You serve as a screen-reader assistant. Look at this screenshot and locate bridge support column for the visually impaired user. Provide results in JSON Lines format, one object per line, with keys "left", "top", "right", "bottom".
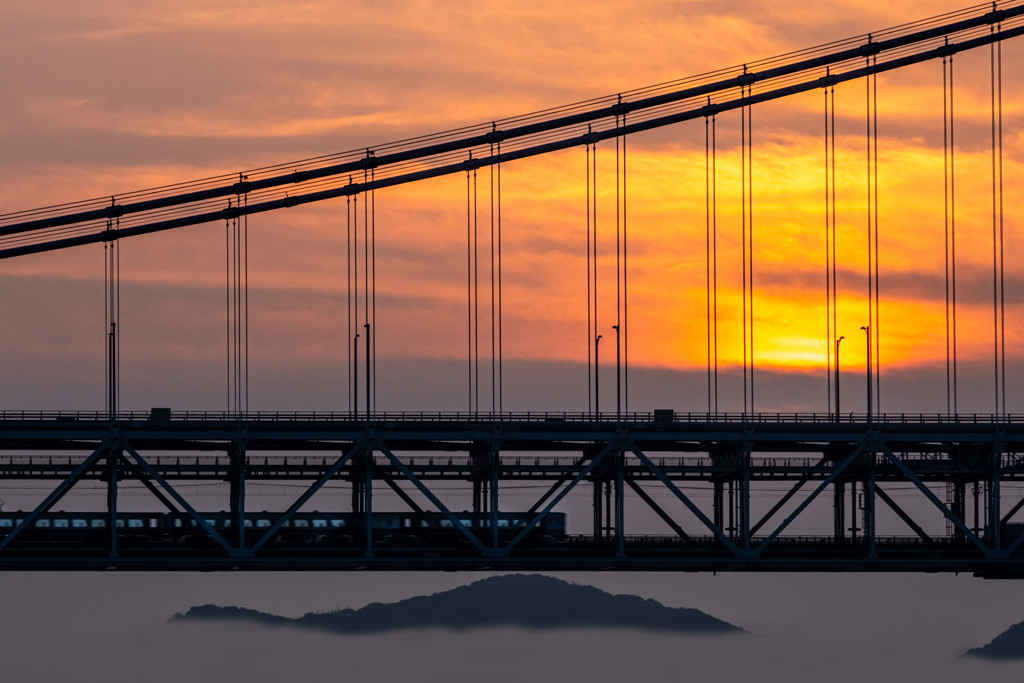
{"left": 866, "top": 452, "right": 876, "bottom": 558}
{"left": 615, "top": 450, "right": 625, "bottom": 558}
{"left": 834, "top": 481, "right": 845, "bottom": 544}
{"left": 740, "top": 454, "right": 750, "bottom": 550}
{"left": 107, "top": 446, "right": 119, "bottom": 558}
{"left": 991, "top": 449, "right": 1002, "bottom": 548}
{"left": 364, "top": 449, "right": 373, "bottom": 558}
{"left": 229, "top": 443, "right": 246, "bottom": 552}
{"left": 849, "top": 481, "right": 859, "bottom": 542}
{"left": 592, "top": 481, "right": 602, "bottom": 542}
{"left": 713, "top": 480, "right": 724, "bottom": 532}
{"left": 490, "top": 449, "right": 499, "bottom": 550}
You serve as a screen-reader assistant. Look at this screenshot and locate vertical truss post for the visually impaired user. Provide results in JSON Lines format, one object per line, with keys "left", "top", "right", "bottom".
{"left": 741, "top": 450, "right": 750, "bottom": 550}
{"left": 713, "top": 479, "right": 724, "bottom": 531}
{"left": 992, "top": 446, "right": 1002, "bottom": 548}
{"left": 490, "top": 448, "right": 499, "bottom": 551}
{"left": 364, "top": 447, "right": 373, "bottom": 558}
{"left": 615, "top": 449, "right": 625, "bottom": 557}
{"left": 834, "top": 480, "right": 845, "bottom": 545}
{"left": 593, "top": 481, "right": 602, "bottom": 542}
{"left": 867, "top": 449, "right": 876, "bottom": 558}
{"left": 230, "top": 441, "right": 246, "bottom": 552}
{"left": 107, "top": 444, "right": 119, "bottom": 558}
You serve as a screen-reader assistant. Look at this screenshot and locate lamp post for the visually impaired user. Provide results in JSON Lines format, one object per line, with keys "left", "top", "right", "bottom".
{"left": 860, "top": 325, "right": 872, "bottom": 424}
{"left": 835, "top": 335, "right": 844, "bottom": 421}
{"left": 594, "top": 334, "right": 603, "bottom": 418}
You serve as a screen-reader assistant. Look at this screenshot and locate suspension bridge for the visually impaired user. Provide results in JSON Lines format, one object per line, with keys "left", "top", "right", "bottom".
{"left": 1, "top": 2, "right": 1023, "bottom": 574}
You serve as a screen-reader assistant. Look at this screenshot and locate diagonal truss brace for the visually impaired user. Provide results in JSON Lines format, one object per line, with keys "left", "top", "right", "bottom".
{"left": 378, "top": 445, "right": 489, "bottom": 554}
{"left": 250, "top": 445, "right": 358, "bottom": 553}
{"left": 631, "top": 446, "right": 738, "bottom": 552}
{"left": 758, "top": 444, "right": 865, "bottom": 553}
{"left": 878, "top": 444, "right": 990, "bottom": 554}
{"left": 749, "top": 457, "right": 825, "bottom": 536}
{"left": 504, "top": 443, "right": 614, "bottom": 555}
{"left": 625, "top": 478, "right": 691, "bottom": 542}
{"left": 0, "top": 443, "right": 107, "bottom": 552}
{"left": 122, "top": 444, "right": 234, "bottom": 554}
{"left": 875, "top": 485, "right": 932, "bottom": 543}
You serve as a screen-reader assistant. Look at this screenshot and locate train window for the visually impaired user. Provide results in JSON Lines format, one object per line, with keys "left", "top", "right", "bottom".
{"left": 0, "top": 519, "right": 12, "bottom": 528}
{"left": 149, "top": 518, "right": 159, "bottom": 528}
{"left": 243, "top": 520, "right": 253, "bottom": 527}
{"left": 498, "top": 519, "right": 509, "bottom": 528}
{"left": 330, "top": 519, "right": 345, "bottom": 528}
{"left": 293, "top": 520, "right": 309, "bottom": 528}
{"left": 312, "top": 519, "right": 327, "bottom": 528}
{"left": 34, "top": 519, "right": 51, "bottom": 528}
{"left": 256, "top": 519, "right": 271, "bottom": 528}
{"left": 204, "top": 519, "right": 217, "bottom": 527}
{"left": 128, "top": 519, "right": 143, "bottom": 528}
{"left": 54, "top": 519, "right": 69, "bottom": 528}
{"left": 72, "top": 519, "right": 87, "bottom": 528}
{"left": 223, "top": 520, "right": 232, "bottom": 528}
{"left": 91, "top": 519, "right": 106, "bottom": 528}
{"left": 439, "top": 519, "right": 453, "bottom": 528}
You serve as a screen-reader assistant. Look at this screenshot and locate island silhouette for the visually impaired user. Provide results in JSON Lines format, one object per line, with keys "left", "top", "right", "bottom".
{"left": 170, "top": 574, "right": 743, "bottom": 634}
{"left": 965, "top": 620, "right": 1024, "bottom": 659}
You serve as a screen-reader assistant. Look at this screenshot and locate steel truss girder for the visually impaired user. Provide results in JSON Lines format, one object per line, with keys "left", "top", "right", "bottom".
{"left": 0, "top": 418, "right": 1022, "bottom": 571}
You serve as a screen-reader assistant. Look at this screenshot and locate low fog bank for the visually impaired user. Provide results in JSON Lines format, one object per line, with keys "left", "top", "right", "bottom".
{"left": 2, "top": 572, "right": 1024, "bottom": 682}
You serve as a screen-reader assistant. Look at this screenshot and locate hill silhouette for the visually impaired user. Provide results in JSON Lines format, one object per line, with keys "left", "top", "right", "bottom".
{"left": 170, "top": 574, "right": 742, "bottom": 634}
{"left": 965, "top": 621, "right": 1024, "bottom": 659}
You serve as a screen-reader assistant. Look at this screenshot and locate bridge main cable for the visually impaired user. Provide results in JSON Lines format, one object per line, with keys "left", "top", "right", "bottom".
{"left": 1, "top": 6, "right": 1022, "bottom": 260}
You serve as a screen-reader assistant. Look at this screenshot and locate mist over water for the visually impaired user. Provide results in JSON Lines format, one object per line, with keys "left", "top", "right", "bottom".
{"left": 2, "top": 571, "right": 1024, "bottom": 683}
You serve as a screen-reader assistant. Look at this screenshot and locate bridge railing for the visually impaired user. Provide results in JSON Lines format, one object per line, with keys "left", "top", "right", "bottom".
{"left": 0, "top": 409, "right": 1021, "bottom": 424}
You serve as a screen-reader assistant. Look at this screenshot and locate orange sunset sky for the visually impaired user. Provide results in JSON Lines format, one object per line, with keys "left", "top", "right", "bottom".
{"left": 1, "top": 0, "right": 1022, "bottom": 414}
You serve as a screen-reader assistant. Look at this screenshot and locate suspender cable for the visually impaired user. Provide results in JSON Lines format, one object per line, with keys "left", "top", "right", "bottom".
{"left": 244, "top": 188, "right": 249, "bottom": 413}
{"left": 466, "top": 160, "right": 472, "bottom": 413}
{"left": 748, "top": 85, "right": 754, "bottom": 414}
{"left": 943, "top": 55, "right": 951, "bottom": 414}
{"left": 712, "top": 114, "right": 719, "bottom": 415}
{"left": 353, "top": 191, "right": 359, "bottom": 416}
{"left": 825, "top": 83, "right": 832, "bottom": 415}
{"left": 225, "top": 202, "right": 230, "bottom": 413}
{"left": 866, "top": 55, "right": 875, "bottom": 417}
{"left": 741, "top": 78, "right": 749, "bottom": 416}
{"left": 624, "top": 112, "right": 629, "bottom": 416}
{"left": 616, "top": 109, "right": 622, "bottom": 422}
{"left": 872, "top": 57, "right": 881, "bottom": 414}
{"left": 363, "top": 166, "right": 370, "bottom": 419}
{"left": 589, "top": 139, "right": 598, "bottom": 413}
{"left": 491, "top": 141, "right": 499, "bottom": 413}
{"left": 991, "top": 25, "right": 1006, "bottom": 417}
{"left": 592, "top": 138, "right": 599, "bottom": 415}
{"left": 831, "top": 84, "right": 838, "bottom": 416}
{"left": 706, "top": 113, "right": 712, "bottom": 414}
{"left": 992, "top": 32, "right": 999, "bottom": 415}
{"left": 491, "top": 137, "right": 497, "bottom": 414}
{"left": 347, "top": 190, "right": 352, "bottom": 413}
{"left": 951, "top": 52, "right": 958, "bottom": 414}
{"left": 998, "top": 33, "right": 1006, "bottom": 418}
{"left": 371, "top": 167, "right": 377, "bottom": 414}
{"left": 474, "top": 163, "right": 479, "bottom": 414}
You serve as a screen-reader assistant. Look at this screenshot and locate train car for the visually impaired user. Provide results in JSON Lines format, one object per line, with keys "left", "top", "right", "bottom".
{"left": 0, "top": 510, "right": 567, "bottom": 548}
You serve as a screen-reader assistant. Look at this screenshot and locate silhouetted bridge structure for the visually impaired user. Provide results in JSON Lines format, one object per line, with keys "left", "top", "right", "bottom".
{"left": 3, "top": 3, "right": 1024, "bottom": 574}
{"left": 1, "top": 410, "right": 1023, "bottom": 575}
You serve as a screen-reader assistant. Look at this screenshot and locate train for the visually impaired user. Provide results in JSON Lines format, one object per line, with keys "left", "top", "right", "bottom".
{"left": 0, "top": 510, "right": 567, "bottom": 547}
